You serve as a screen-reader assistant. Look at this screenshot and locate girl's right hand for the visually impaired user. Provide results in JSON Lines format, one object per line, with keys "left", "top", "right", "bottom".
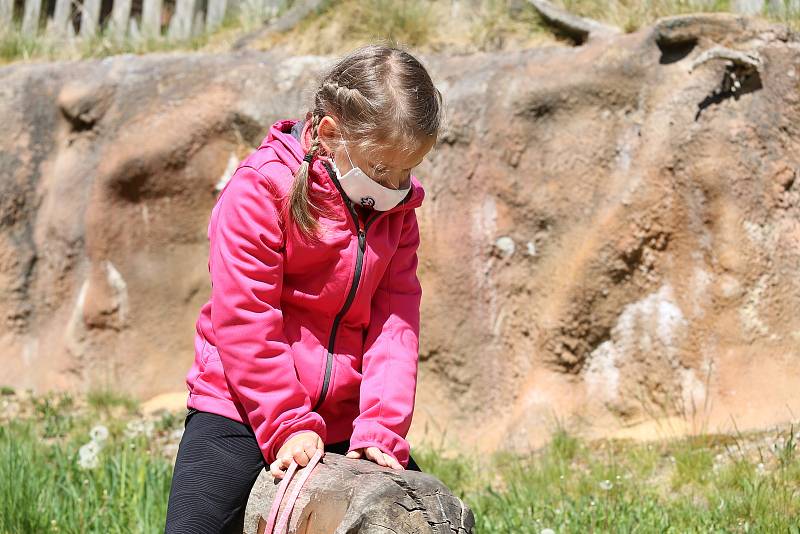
{"left": 270, "top": 431, "right": 324, "bottom": 481}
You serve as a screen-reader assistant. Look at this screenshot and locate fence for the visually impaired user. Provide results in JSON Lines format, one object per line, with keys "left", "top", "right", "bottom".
{"left": 0, "top": 0, "right": 286, "bottom": 43}
{"left": 731, "top": 0, "right": 800, "bottom": 16}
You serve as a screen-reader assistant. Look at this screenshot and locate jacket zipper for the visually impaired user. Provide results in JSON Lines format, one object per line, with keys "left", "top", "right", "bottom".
{"left": 312, "top": 161, "right": 383, "bottom": 411}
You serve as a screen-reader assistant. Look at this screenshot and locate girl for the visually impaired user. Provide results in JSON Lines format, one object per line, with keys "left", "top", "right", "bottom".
{"left": 164, "top": 43, "right": 444, "bottom": 533}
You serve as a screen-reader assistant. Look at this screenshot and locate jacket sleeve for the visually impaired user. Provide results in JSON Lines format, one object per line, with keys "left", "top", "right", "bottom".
{"left": 348, "top": 209, "right": 423, "bottom": 468}
{"left": 208, "top": 164, "right": 327, "bottom": 466}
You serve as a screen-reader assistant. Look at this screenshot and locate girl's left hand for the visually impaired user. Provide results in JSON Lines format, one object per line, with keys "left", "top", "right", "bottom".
{"left": 345, "top": 447, "right": 404, "bottom": 470}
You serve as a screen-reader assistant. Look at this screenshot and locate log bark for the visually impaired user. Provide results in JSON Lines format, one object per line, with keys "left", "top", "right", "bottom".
{"left": 244, "top": 453, "right": 475, "bottom": 534}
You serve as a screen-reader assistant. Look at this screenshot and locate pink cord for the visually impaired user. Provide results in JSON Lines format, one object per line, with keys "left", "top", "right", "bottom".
{"left": 262, "top": 448, "right": 324, "bottom": 534}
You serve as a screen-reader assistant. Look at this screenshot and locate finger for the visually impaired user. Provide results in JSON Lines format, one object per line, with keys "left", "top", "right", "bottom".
{"left": 345, "top": 449, "right": 362, "bottom": 459}
{"left": 385, "top": 454, "right": 403, "bottom": 470}
{"left": 270, "top": 460, "right": 284, "bottom": 480}
{"left": 278, "top": 455, "right": 293, "bottom": 471}
{"left": 303, "top": 440, "right": 319, "bottom": 463}
{"left": 292, "top": 444, "right": 310, "bottom": 467}
{"left": 366, "top": 447, "right": 388, "bottom": 467}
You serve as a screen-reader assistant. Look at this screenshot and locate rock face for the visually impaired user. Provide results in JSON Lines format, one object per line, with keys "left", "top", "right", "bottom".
{"left": 2, "top": 13, "right": 800, "bottom": 456}
{"left": 244, "top": 453, "right": 474, "bottom": 534}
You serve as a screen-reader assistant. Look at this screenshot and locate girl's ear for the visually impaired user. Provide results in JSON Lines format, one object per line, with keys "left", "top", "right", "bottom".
{"left": 316, "top": 116, "right": 339, "bottom": 156}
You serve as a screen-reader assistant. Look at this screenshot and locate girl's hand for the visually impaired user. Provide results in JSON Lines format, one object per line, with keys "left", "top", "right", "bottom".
{"left": 345, "top": 446, "right": 404, "bottom": 470}
{"left": 270, "top": 431, "right": 324, "bottom": 481}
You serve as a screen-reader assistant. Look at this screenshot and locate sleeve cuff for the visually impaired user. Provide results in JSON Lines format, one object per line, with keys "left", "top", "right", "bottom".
{"left": 267, "top": 412, "right": 327, "bottom": 465}
{"left": 349, "top": 423, "right": 410, "bottom": 468}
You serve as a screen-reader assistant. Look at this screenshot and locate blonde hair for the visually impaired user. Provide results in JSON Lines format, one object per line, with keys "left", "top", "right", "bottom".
{"left": 284, "top": 43, "right": 445, "bottom": 241}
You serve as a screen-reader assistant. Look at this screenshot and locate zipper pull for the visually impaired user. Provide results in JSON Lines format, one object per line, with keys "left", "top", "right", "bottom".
{"left": 358, "top": 229, "right": 365, "bottom": 251}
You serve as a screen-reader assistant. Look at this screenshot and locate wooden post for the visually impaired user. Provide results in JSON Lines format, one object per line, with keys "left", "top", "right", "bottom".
{"left": 109, "top": 0, "right": 133, "bottom": 41}
{"left": 191, "top": 7, "right": 203, "bottom": 37}
{"left": 21, "top": 0, "right": 43, "bottom": 35}
{"left": 731, "top": 0, "right": 765, "bottom": 14}
{"left": 141, "top": 0, "right": 163, "bottom": 38}
{"left": 0, "top": 0, "right": 13, "bottom": 34}
{"left": 167, "top": 0, "right": 196, "bottom": 40}
{"left": 206, "top": 0, "right": 227, "bottom": 33}
{"left": 50, "top": 0, "right": 73, "bottom": 35}
{"left": 80, "top": 0, "right": 103, "bottom": 38}
{"left": 767, "top": 0, "right": 800, "bottom": 15}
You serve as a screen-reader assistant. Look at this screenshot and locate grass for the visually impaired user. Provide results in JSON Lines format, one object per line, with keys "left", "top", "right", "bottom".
{"left": 3, "top": 0, "right": 800, "bottom": 64}
{"left": 1, "top": 390, "right": 799, "bottom": 533}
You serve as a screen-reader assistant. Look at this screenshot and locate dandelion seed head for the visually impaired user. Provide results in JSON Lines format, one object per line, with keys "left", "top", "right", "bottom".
{"left": 89, "top": 424, "right": 109, "bottom": 442}
{"left": 78, "top": 439, "right": 102, "bottom": 470}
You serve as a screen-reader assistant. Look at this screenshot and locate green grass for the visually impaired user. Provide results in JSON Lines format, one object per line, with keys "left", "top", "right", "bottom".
{"left": 1, "top": 390, "right": 799, "bottom": 533}
{"left": 0, "top": 394, "right": 175, "bottom": 533}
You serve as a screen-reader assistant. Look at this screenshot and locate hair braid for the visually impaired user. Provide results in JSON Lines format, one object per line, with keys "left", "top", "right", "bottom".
{"left": 284, "top": 112, "right": 327, "bottom": 242}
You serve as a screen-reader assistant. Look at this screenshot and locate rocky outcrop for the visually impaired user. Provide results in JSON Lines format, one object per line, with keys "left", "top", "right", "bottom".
{"left": 2, "top": 12, "right": 800, "bottom": 457}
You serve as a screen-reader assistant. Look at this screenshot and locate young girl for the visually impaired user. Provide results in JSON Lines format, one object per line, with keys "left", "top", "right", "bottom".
{"left": 164, "top": 44, "right": 443, "bottom": 533}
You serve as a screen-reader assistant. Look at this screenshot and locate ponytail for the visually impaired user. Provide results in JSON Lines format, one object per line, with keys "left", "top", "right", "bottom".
{"left": 283, "top": 113, "right": 327, "bottom": 242}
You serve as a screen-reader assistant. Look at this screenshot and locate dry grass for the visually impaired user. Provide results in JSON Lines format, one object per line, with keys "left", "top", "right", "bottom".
{"left": 10, "top": 0, "right": 800, "bottom": 64}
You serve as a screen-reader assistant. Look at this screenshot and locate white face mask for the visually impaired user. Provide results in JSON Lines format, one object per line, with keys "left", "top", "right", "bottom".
{"left": 328, "top": 137, "right": 411, "bottom": 211}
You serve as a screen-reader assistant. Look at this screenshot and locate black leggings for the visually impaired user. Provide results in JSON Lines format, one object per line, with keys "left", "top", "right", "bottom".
{"left": 164, "top": 409, "right": 422, "bottom": 533}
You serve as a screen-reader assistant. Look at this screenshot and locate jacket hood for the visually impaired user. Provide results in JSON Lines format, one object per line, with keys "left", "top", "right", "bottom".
{"left": 258, "top": 118, "right": 426, "bottom": 213}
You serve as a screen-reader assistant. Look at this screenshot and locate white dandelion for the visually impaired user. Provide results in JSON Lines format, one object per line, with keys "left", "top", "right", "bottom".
{"left": 78, "top": 440, "right": 102, "bottom": 470}
{"left": 124, "top": 419, "right": 155, "bottom": 439}
{"left": 89, "top": 424, "right": 109, "bottom": 442}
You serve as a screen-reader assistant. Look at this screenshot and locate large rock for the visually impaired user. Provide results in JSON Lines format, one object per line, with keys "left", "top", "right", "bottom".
{"left": 243, "top": 453, "right": 474, "bottom": 534}
{"left": 2, "top": 13, "right": 800, "bottom": 456}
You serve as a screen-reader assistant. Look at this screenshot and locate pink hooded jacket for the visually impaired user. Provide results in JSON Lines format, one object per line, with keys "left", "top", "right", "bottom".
{"left": 185, "top": 118, "right": 425, "bottom": 469}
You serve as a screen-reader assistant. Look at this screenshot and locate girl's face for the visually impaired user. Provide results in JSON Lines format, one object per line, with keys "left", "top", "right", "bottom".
{"left": 317, "top": 116, "right": 435, "bottom": 190}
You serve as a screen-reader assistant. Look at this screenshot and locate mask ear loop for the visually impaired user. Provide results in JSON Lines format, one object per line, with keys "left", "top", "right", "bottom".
{"left": 339, "top": 134, "right": 358, "bottom": 171}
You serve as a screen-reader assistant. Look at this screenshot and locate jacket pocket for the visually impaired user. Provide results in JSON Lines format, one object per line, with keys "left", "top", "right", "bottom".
{"left": 324, "top": 353, "right": 361, "bottom": 419}
{"left": 332, "top": 353, "right": 361, "bottom": 402}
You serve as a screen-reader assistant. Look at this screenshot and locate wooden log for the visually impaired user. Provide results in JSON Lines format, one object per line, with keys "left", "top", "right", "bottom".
{"left": 80, "top": 0, "right": 103, "bottom": 38}
{"left": 244, "top": 452, "right": 475, "bottom": 534}
{"left": 21, "top": 0, "right": 43, "bottom": 35}
{"left": 527, "top": 0, "right": 621, "bottom": 45}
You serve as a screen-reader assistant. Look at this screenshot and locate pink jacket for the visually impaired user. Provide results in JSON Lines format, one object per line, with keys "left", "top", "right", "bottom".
{"left": 185, "top": 118, "right": 425, "bottom": 469}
